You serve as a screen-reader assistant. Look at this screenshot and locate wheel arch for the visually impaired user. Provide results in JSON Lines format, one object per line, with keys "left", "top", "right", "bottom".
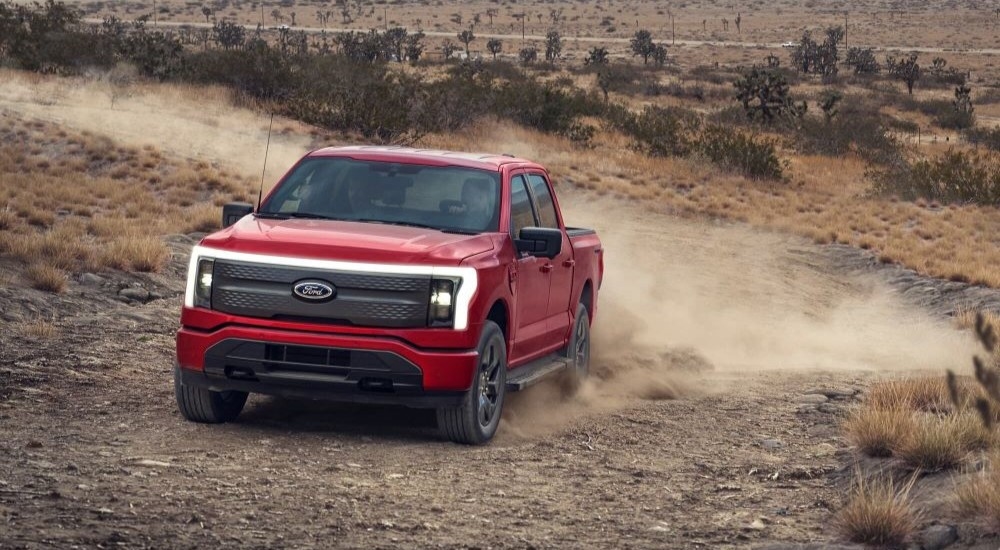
{"left": 579, "top": 280, "right": 594, "bottom": 321}
{"left": 485, "top": 299, "right": 510, "bottom": 343}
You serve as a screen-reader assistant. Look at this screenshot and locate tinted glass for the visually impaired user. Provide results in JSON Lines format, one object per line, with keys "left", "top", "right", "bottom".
{"left": 260, "top": 158, "right": 501, "bottom": 233}
{"left": 509, "top": 175, "right": 537, "bottom": 239}
{"left": 527, "top": 174, "right": 559, "bottom": 228}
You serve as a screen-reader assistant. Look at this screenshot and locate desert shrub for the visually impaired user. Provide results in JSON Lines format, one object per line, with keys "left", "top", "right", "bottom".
{"left": 965, "top": 126, "right": 1000, "bottom": 152}
{"left": 957, "top": 460, "right": 1000, "bottom": 530}
{"left": 895, "top": 413, "right": 989, "bottom": 471}
{"left": 646, "top": 81, "right": 730, "bottom": 102}
{"left": 706, "top": 105, "right": 752, "bottom": 128}
{"left": 977, "top": 87, "right": 1000, "bottom": 105}
{"left": 837, "top": 475, "right": 918, "bottom": 546}
{"left": 843, "top": 407, "right": 917, "bottom": 457}
{"left": 687, "top": 64, "right": 740, "bottom": 86}
{"left": 696, "top": 125, "right": 784, "bottom": 181}
{"left": 25, "top": 263, "right": 67, "bottom": 293}
{"left": 580, "top": 62, "right": 658, "bottom": 96}
{"left": 612, "top": 105, "right": 701, "bottom": 157}
{"left": 870, "top": 149, "right": 1000, "bottom": 205}
{"left": 793, "top": 97, "right": 902, "bottom": 164}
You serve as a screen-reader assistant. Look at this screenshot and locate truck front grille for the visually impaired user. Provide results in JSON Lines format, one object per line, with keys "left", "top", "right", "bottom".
{"left": 211, "top": 259, "right": 431, "bottom": 328}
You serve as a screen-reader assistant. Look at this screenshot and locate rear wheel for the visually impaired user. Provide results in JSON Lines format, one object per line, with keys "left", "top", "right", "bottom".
{"left": 174, "top": 366, "right": 248, "bottom": 423}
{"left": 560, "top": 303, "right": 591, "bottom": 395}
{"left": 437, "top": 321, "right": 507, "bottom": 445}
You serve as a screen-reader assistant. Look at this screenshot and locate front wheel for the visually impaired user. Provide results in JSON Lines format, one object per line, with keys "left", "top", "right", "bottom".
{"left": 174, "top": 366, "right": 248, "bottom": 423}
{"left": 437, "top": 321, "right": 507, "bottom": 445}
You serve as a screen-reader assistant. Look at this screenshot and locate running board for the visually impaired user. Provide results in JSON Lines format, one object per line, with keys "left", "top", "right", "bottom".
{"left": 506, "top": 355, "right": 571, "bottom": 392}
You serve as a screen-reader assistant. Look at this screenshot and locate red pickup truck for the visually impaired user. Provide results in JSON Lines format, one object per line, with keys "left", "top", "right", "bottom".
{"left": 174, "top": 146, "right": 603, "bottom": 444}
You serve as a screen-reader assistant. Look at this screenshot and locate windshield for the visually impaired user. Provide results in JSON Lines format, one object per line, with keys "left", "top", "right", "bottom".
{"left": 258, "top": 157, "right": 501, "bottom": 234}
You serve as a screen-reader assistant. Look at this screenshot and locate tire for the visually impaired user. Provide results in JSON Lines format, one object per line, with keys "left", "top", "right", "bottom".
{"left": 437, "top": 321, "right": 507, "bottom": 445}
{"left": 560, "top": 303, "right": 591, "bottom": 395}
{"left": 174, "top": 366, "right": 248, "bottom": 424}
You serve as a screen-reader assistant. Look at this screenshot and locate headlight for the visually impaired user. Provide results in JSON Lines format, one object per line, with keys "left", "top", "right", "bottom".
{"left": 194, "top": 258, "right": 215, "bottom": 308}
{"left": 428, "top": 277, "right": 460, "bottom": 326}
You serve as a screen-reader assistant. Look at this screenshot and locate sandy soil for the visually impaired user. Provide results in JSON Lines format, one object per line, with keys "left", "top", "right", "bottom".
{"left": 0, "top": 188, "right": 978, "bottom": 548}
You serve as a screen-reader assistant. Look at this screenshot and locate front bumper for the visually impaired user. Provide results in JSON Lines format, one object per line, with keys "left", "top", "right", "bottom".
{"left": 176, "top": 325, "right": 478, "bottom": 407}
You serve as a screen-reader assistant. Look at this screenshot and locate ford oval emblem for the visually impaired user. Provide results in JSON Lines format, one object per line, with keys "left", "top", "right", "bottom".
{"left": 292, "top": 280, "right": 336, "bottom": 302}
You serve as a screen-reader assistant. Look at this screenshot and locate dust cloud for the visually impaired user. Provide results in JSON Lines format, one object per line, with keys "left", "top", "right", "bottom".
{"left": 501, "top": 191, "right": 977, "bottom": 438}
{"left": 0, "top": 69, "right": 311, "bottom": 186}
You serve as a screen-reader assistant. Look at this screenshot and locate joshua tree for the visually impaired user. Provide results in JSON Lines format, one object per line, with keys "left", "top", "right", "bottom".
{"left": 585, "top": 46, "right": 609, "bottom": 65}
{"left": 486, "top": 38, "right": 502, "bottom": 60}
{"left": 519, "top": 46, "right": 538, "bottom": 65}
{"left": 441, "top": 40, "right": 457, "bottom": 60}
{"left": 733, "top": 67, "right": 805, "bottom": 123}
{"left": 289, "top": 11, "right": 295, "bottom": 26}
{"left": 735, "top": 13, "right": 741, "bottom": 34}
{"left": 722, "top": 17, "right": 728, "bottom": 31}
{"left": 270, "top": 9, "right": 282, "bottom": 24}
{"left": 485, "top": 8, "right": 497, "bottom": 26}
{"left": 201, "top": 6, "right": 212, "bottom": 22}
{"left": 405, "top": 32, "right": 424, "bottom": 64}
{"left": 845, "top": 47, "right": 879, "bottom": 74}
{"left": 213, "top": 20, "right": 246, "bottom": 50}
{"left": 652, "top": 44, "right": 668, "bottom": 66}
{"left": 819, "top": 89, "right": 842, "bottom": 122}
{"left": 384, "top": 27, "right": 408, "bottom": 62}
{"left": 887, "top": 53, "right": 920, "bottom": 94}
{"left": 457, "top": 29, "right": 475, "bottom": 57}
{"left": 597, "top": 71, "right": 611, "bottom": 102}
{"left": 544, "top": 30, "right": 562, "bottom": 62}
{"left": 630, "top": 29, "right": 655, "bottom": 64}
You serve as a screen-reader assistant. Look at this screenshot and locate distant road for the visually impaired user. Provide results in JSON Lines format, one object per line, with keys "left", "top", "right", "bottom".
{"left": 84, "top": 18, "right": 1000, "bottom": 56}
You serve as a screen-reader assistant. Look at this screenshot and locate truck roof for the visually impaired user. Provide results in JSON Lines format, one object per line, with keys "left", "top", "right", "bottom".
{"left": 308, "top": 145, "right": 542, "bottom": 171}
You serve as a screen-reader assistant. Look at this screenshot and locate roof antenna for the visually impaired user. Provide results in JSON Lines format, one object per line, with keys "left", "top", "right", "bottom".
{"left": 256, "top": 112, "right": 274, "bottom": 212}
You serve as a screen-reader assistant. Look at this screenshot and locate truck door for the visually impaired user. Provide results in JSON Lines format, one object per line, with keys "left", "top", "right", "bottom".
{"left": 526, "top": 172, "right": 574, "bottom": 342}
{"left": 509, "top": 173, "right": 551, "bottom": 362}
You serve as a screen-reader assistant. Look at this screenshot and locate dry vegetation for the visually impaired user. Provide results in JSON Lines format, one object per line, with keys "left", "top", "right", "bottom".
{"left": 0, "top": 112, "right": 256, "bottom": 290}
{"left": 837, "top": 474, "right": 919, "bottom": 546}
{"left": 840, "top": 315, "right": 1000, "bottom": 541}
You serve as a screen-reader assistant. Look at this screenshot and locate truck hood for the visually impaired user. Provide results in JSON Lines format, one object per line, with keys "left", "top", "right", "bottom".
{"left": 198, "top": 216, "right": 496, "bottom": 265}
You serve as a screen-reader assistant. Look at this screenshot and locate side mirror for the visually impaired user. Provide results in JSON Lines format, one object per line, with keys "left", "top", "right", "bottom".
{"left": 516, "top": 227, "right": 562, "bottom": 259}
{"left": 222, "top": 202, "right": 254, "bottom": 228}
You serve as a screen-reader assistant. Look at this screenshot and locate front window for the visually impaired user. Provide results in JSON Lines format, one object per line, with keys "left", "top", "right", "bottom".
{"left": 259, "top": 157, "right": 501, "bottom": 233}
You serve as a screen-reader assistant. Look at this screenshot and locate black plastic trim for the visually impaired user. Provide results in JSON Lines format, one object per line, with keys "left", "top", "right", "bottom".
{"left": 178, "top": 365, "right": 465, "bottom": 408}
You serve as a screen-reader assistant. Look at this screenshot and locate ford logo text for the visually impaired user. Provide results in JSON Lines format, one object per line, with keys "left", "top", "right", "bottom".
{"left": 292, "top": 280, "right": 336, "bottom": 302}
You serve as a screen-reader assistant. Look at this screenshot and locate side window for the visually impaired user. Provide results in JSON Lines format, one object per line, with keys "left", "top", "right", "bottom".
{"left": 509, "top": 175, "right": 538, "bottom": 239}
{"left": 527, "top": 174, "right": 559, "bottom": 228}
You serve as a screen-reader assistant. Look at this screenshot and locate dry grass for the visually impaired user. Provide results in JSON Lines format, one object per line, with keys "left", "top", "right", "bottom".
{"left": 957, "top": 458, "right": 1000, "bottom": 531}
{"left": 895, "top": 413, "right": 993, "bottom": 472}
{"left": 847, "top": 377, "right": 998, "bottom": 465}
{"left": 865, "top": 378, "right": 954, "bottom": 414}
{"left": 21, "top": 319, "right": 58, "bottom": 339}
{"left": 100, "top": 235, "right": 170, "bottom": 272}
{"left": 0, "top": 112, "right": 253, "bottom": 282}
{"left": 844, "top": 407, "right": 918, "bottom": 458}
{"left": 25, "top": 264, "right": 67, "bottom": 293}
{"left": 837, "top": 474, "right": 919, "bottom": 547}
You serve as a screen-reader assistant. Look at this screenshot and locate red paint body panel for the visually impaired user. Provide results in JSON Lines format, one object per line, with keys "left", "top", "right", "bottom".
{"left": 176, "top": 325, "right": 478, "bottom": 391}
{"left": 176, "top": 147, "right": 603, "bottom": 398}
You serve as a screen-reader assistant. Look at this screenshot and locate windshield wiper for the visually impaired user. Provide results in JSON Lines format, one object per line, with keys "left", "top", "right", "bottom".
{"left": 355, "top": 219, "right": 477, "bottom": 234}
{"left": 256, "top": 211, "right": 338, "bottom": 220}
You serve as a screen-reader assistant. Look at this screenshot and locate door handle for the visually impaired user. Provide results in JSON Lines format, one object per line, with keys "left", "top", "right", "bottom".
{"left": 540, "top": 263, "right": 553, "bottom": 273}
{"left": 563, "top": 259, "right": 576, "bottom": 268}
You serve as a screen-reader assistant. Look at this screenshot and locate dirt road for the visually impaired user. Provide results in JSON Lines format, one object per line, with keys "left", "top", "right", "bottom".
{"left": 0, "top": 187, "right": 975, "bottom": 548}
{"left": 81, "top": 18, "right": 1000, "bottom": 56}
